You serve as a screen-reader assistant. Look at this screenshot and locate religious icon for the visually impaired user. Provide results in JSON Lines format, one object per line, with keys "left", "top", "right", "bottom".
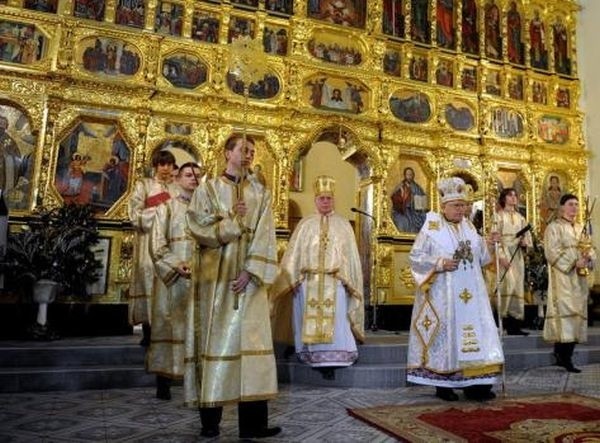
{"left": 307, "top": 0, "right": 367, "bottom": 29}
{"left": 383, "top": 49, "right": 402, "bottom": 77}
{"left": 79, "top": 37, "right": 141, "bottom": 76}
{"left": 553, "top": 20, "right": 571, "bottom": 76}
{"left": 54, "top": 121, "right": 131, "bottom": 214}
{"left": 461, "top": 0, "right": 478, "bottom": 54}
{"left": 162, "top": 54, "right": 208, "bottom": 89}
{"left": 409, "top": 54, "right": 428, "bottom": 82}
{"left": 411, "top": 0, "right": 430, "bottom": 44}
{"left": 530, "top": 10, "right": 548, "bottom": 70}
{"left": 508, "top": 75, "right": 524, "bottom": 100}
{"left": 389, "top": 91, "right": 431, "bottom": 124}
{"left": 227, "top": 71, "right": 280, "bottom": 99}
{"left": 154, "top": 1, "right": 184, "bottom": 36}
{"left": 73, "top": 0, "right": 106, "bottom": 21}
{"left": 389, "top": 161, "right": 429, "bottom": 233}
{"left": 461, "top": 66, "right": 477, "bottom": 92}
{"left": 191, "top": 11, "right": 220, "bottom": 43}
{"left": 556, "top": 87, "right": 570, "bottom": 108}
{"left": 484, "top": 1, "right": 501, "bottom": 59}
{"left": 263, "top": 26, "right": 289, "bottom": 56}
{"left": 289, "top": 156, "right": 304, "bottom": 192}
{"left": 540, "top": 173, "right": 565, "bottom": 228}
{"left": 383, "top": 0, "right": 404, "bottom": 38}
{"left": 0, "top": 20, "right": 46, "bottom": 65}
{"left": 266, "top": 0, "right": 293, "bottom": 15}
{"left": 538, "top": 115, "right": 569, "bottom": 145}
{"left": 307, "top": 36, "right": 362, "bottom": 66}
{"left": 115, "top": 0, "right": 145, "bottom": 29}
{"left": 507, "top": 1, "right": 524, "bottom": 65}
{"left": 491, "top": 108, "right": 524, "bottom": 139}
{"left": 485, "top": 69, "right": 501, "bottom": 96}
{"left": 436, "top": 59, "right": 453, "bottom": 87}
{"left": 0, "top": 103, "right": 37, "bottom": 211}
{"left": 304, "top": 75, "right": 368, "bottom": 114}
{"left": 23, "top": 0, "right": 58, "bottom": 13}
{"left": 228, "top": 16, "right": 256, "bottom": 43}
{"left": 231, "top": 0, "right": 259, "bottom": 9}
{"left": 445, "top": 102, "right": 475, "bottom": 131}
{"left": 532, "top": 80, "right": 548, "bottom": 105}
{"left": 436, "top": 0, "right": 454, "bottom": 49}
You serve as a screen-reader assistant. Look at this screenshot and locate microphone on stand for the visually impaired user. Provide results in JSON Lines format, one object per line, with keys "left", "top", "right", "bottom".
{"left": 515, "top": 223, "right": 532, "bottom": 238}
{"left": 351, "top": 207, "right": 375, "bottom": 220}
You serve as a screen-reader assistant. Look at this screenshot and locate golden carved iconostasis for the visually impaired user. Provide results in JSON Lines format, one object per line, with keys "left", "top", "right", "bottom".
{"left": 0, "top": 0, "right": 588, "bottom": 308}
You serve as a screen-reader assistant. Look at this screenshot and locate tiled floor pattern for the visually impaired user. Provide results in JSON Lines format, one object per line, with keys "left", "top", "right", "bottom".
{"left": 0, "top": 363, "right": 598, "bottom": 442}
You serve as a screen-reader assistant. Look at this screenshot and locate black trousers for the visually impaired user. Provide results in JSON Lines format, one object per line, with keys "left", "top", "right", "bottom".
{"left": 200, "top": 400, "right": 268, "bottom": 432}
{"left": 554, "top": 342, "right": 577, "bottom": 363}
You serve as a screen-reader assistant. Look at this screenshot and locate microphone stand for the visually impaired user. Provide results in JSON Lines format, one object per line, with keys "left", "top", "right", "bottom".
{"left": 491, "top": 209, "right": 506, "bottom": 397}
{"left": 351, "top": 208, "right": 378, "bottom": 331}
{"left": 492, "top": 219, "right": 529, "bottom": 398}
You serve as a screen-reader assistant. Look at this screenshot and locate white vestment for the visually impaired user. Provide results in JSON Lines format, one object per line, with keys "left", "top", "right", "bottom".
{"left": 407, "top": 212, "right": 504, "bottom": 388}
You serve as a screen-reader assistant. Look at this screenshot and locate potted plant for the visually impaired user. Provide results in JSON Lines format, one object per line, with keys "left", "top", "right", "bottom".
{"left": 5, "top": 204, "right": 103, "bottom": 340}
{"left": 525, "top": 231, "right": 548, "bottom": 330}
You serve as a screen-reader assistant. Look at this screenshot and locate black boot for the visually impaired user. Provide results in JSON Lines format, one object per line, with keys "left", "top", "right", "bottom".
{"left": 140, "top": 323, "right": 151, "bottom": 347}
{"left": 283, "top": 345, "right": 295, "bottom": 359}
{"left": 199, "top": 406, "right": 222, "bottom": 437}
{"left": 511, "top": 317, "right": 529, "bottom": 336}
{"left": 562, "top": 342, "right": 581, "bottom": 373}
{"left": 464, "top": 384, "right": 496, "bottom": 401}
{"left": 314, "top": 367, "right": 336, "bottom": 380}
{"left": 156, "top": 375, "right": 171, "bottom": 400}
{"left": 238, "top": 400, "right": 282, "bottom": 439}
{"left": 435, "top": 387, "right": 459, "bottom": 401}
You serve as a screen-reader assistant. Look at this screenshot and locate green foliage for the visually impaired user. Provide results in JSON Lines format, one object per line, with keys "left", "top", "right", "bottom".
{"left": 6, "top": 204, "right": 103, "bottom": 298}
{"left": 525, "top": 231, "right": 548, "bottom": 297}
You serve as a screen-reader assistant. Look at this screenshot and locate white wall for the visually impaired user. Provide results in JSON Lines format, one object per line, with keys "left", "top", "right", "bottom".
{"left": 577, "top": 0, "right": 600, "bottom": 281}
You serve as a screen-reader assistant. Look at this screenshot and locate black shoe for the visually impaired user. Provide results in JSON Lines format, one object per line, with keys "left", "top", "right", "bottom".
{"left": 319, "top": 368, "right": 335, "bottom": 380}
{"left": 464, "top": 386, "right": 496, "bottom": 401}
{"left": 507, "top": 328, "right": 529, "bottom": 336}
{"left": 283, "top": 346, "right": 295, "bottom": 359}
{"left": 435, "top": 387, "right": 459, "bottom": 401}
{"left": 239, "top": 426, "right": 282, "bottom": 439}
{"left": 156, "top": 385, "right": 171, "bottom": 400}
{"left": 200, "top": 427, "right": 220, "bottom": 437}
{"left": 563, "top": 362, "right": 582, "bottom": 373}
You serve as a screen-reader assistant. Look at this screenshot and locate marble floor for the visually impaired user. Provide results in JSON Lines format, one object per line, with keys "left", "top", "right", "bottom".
{"left": 0, "top": 363, "right": 598, "bottom": 442}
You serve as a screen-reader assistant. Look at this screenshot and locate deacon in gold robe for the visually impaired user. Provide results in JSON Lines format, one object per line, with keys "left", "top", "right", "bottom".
{"left": 147, "top": 162, "right": 203, "bottom": 402}
{"left": 271, "top": 176, "right": 364, "bottom": 379}
{"left": 492, "top": 188, "right": 532, "bottom": 335}
{"left": 543, "top": 193, "right": 595, "bottom": 373}
{"left": 407, "top": 177, "right": 504, "bottom": 402}
{"left": 186, "top": 134, "right": 281, "bottom": 440}
{"left": 128, "top": 149, "right": 177, "bottom": 346}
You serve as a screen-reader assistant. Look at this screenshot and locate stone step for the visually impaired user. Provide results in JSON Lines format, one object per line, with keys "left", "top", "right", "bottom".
{"left": 0, "top": 365, "right": 155, "bottom": 393}
{"left": 0, "top": 344, "right": 145, "bottom": 368}
{"left": 0, "top": 328, "right": 598, "bottom": 392}
{"left": 275, "top": 343, "right": 600, "bottom": 388}
{"left": 275, "top": 329, "right": 600, "bottom": 365}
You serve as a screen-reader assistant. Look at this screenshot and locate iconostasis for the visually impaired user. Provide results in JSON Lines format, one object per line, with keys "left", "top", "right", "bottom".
{"left": 0, "top": 0, "right": 586, "bottom": 305}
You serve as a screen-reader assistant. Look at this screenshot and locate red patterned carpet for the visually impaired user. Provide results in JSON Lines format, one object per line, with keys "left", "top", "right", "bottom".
{"left": 348, "top": 393, "right": 600, "bottom": 442}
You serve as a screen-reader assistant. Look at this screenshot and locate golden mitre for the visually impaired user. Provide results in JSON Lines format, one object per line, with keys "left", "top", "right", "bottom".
{"left": 313, "top": 175, "right": 336, "bottom": 196}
